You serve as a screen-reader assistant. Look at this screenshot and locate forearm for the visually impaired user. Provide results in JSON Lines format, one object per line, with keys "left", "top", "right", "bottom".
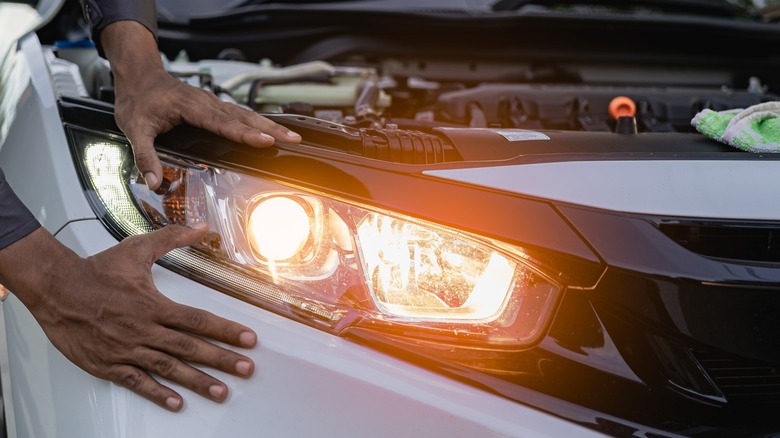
{"left": 0, "top": 228, "right": 78, "bottom": 312}
{"left": 80, "top": 0, "right": 157, "bottom": 57}
{"left": 100, "top": 20, "right": 165, "bottom": 83}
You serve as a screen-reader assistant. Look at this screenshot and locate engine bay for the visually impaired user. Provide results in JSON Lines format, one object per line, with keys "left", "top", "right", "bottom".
{"left": 95, "top": 52, "right": 774, "bottom": 135}
{"left": 42, "top": 0, "right": 780, "bottom": 164}
{"left": 47, "top": 45, "right": 776, "bottom": 165}
{"left": 159, "top": 54, "right": 777, "bottom": 135}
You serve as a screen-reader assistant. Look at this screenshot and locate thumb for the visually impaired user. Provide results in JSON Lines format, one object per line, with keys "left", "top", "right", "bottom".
{"left": 143, "top": 223, "right": 209, "bottom": 262}
{"left": 127, "top": 130, "right": 164, "bottom": 190}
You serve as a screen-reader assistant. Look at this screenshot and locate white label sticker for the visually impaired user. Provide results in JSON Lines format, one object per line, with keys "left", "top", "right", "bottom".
{"left": 437, "top": 127, "right": 551, "bottom": 142}
{"left": 495, "top": 130, "right": 550, "bottom": 142}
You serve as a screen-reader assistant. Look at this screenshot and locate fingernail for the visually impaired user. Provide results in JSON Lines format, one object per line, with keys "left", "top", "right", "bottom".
{"left": 144, "top": 172, "right": 159, "bottom": 189}
{"left": 209, "top": 385, "right": 226, "bottom": 401}
{"left": 286, "top": 130, "right": 301, "bottom": 140}
{"left": 236, "top": 360, "right": 252, "bottom": 376}
{"left": 261, "top": 133, "right": 275, "bottom": 142}
{"left": 239, "top": 331, "right": 256, "bottom": 347}
{"left": 166, "top": 397, "right": 181, "bottom": 411}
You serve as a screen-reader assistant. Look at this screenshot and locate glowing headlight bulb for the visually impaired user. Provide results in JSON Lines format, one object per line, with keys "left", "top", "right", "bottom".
{"left": 248, "top": 196, "right": 311, "bottom": 261}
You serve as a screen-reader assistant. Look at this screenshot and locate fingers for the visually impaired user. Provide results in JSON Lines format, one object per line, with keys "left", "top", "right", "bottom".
{"left": 164, "top": 303, "right": 257, "bottom": 350}
{"left": 182, "top": 92, "right": 301, "bottom": 148}
{"left": 112, "top": 348, "right": 233, "bottom": 411}
{"left": 125, "top": 124, "right": 165, "bottom": 190}
{"left": 111, "top": 364, "right": 184, "bottom": 412}
{"left": 155, "top": 329, "right": 254, "bottom": 378}
{"left": 134, "top": 349, "right": 232, "bottom": 403}
{"left": 223, "top": 102, "right": 302, "bottom": 145}
{"left": 118, "top": 307, "right": 256, "bottom": 407}
{"left": 127, "top": 304, "right": 255, "bottom": 410}
{"left": 139, "top": 223, "right": 210, "bottom": 261}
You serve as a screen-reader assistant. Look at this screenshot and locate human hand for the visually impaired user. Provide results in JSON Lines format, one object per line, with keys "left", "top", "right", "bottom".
{"left": 114, "top": 69, "right": 302, "bottom": 190}
{"left": 1, "top": 225, "right": 256, "bottom": 412}
{"left": 102, "top": 21, "right": 302, "bottom": 190}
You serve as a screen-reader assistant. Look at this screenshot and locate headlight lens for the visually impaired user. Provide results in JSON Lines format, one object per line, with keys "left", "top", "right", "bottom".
{"left": 70, "top": 127, "right": 561, "bottom": 369}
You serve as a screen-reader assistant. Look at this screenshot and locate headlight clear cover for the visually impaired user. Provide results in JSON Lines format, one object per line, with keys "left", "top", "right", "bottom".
{"left": 70, "top": 127, "right": 561, "bottom": 369}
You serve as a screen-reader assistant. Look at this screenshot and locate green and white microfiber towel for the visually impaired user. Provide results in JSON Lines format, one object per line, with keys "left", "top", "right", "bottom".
{"left": 691, "top": 101, "right": 780, "bottom": 153}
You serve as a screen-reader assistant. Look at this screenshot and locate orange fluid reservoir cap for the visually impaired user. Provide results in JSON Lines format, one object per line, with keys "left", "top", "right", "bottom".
{"left": 608, "top": 96, "right": 636, "bottom": 120}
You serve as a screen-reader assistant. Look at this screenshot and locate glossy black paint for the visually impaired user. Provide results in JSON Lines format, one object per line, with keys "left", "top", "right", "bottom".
{"left": 532, "top": 206, "right": 780, "bottom": 434}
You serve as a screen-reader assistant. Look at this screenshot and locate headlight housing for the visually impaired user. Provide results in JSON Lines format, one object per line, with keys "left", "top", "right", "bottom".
{"left": 69, "top": 126, "right": 561, "bottom": 371}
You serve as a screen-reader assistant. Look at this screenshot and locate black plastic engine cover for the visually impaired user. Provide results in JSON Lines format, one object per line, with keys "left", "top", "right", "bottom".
{"left": 435, "top": 84, "right": 777, "bottom": 132}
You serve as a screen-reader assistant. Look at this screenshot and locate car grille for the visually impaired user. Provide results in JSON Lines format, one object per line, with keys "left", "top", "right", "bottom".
{"left": 694, "top": 349, "right": 780, "bottom": 402}
{"left": 659, "top": 222, "right": 780, "bottom": 263}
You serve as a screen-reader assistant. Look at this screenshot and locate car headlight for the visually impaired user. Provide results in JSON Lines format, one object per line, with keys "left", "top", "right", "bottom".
{"left": 69, "top": 126, "right": 561, "bottom": 371}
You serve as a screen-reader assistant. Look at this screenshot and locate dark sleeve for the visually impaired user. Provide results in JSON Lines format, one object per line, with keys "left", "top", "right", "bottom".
{"left": 0, "top": 168, "right": 40, "bottom": 250}
{"left": 79, "top": 0, "right": 158, "bottom": 57}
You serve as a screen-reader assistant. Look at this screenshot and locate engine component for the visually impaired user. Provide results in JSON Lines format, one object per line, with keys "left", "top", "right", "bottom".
{"left": 435, "top": 83, "right": 778, "bottom": 133}
{"left": 360, "top": 125, "right": 449, "bottom": 164}
{"left": 265, "top": 115, "right": 456, "bottom": 164}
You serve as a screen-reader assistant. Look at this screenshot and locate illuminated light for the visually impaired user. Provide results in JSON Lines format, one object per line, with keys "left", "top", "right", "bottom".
{"left": 73, "top": 128, "right": 561, "bottom": 355}
{"left": 248, "top": 196, "right": 311, "bottom": 261}
{"left": 85, "top": 142, "right": 124, "bottom": 204}
{"left": 460, "top": 253, "right": 514, "bottom": 317}
{"left": 84, "top": 142, "right": 150, "bottom": 233}
{"left": 357, "top": 213, "right": 516, "bottom": 322}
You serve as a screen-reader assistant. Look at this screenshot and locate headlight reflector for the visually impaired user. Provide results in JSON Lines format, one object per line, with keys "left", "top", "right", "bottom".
{"left": 357, "top": 213, "right": 516, "bottom": 322}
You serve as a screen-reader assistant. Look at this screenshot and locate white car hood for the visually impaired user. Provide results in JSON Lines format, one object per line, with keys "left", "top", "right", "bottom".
{"left": 426, "top": 159, "right": 780, "bottom": 220}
